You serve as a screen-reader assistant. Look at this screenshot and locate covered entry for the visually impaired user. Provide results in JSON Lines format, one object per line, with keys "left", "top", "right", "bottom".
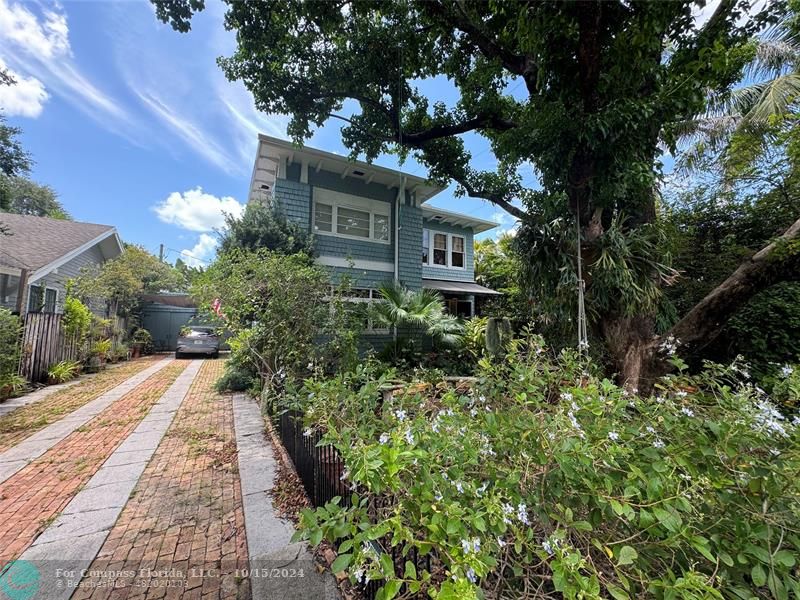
{"left": 422, "top": 279, "right": 501, "bottom": 317}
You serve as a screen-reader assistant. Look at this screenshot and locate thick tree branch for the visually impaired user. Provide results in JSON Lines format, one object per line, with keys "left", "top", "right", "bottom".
{"left": 667, "top": 214, "right": 800, "bottom": 350}
{"left": 455, "top": 177, "right": 527, "bottom": 221}
{"left": 420, "top": 1, "right": 537, "bottom": 89}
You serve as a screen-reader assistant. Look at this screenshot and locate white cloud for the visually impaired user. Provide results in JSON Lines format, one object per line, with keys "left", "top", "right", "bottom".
{"left": 179, "top": 233, "right": 218, "bottom": 267}
{"left": 0, "top": 59, "right": 48, "bottom": 117}
{"left": 490, "top": 210, "right": 520, "bottom": 239}
{"left": 0, "top": 1, "right": 69, "bottom": 59}
{"left": 0, "top": 0, "right": 132, "bottom": 128}
{"left": 136, "top": 89, "right": 243, "bottom": 175}
{"left": 154, "top": 187, "right": 244, "bottom": 232}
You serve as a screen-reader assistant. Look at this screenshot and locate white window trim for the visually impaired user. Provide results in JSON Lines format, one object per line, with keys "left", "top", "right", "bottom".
{"left": 422, "top": 228, "right": 467, "bottom": 270}
{"left": 325, "top": 287, "right": 391, "bottom": 335}
{"left": 312, "top": 188, "right": 391, "bottom": 245}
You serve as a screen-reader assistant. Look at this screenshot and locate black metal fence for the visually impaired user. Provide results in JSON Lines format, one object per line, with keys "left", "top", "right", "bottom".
{"left": 275, "top": 409, "right": 434, "bottom": 599}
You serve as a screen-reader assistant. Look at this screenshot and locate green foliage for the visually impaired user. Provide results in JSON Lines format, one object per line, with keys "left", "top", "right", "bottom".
{"left": 459, "top": 316, "right": 488, "bottom": 364}
{"left": 371, "top": 282, "right": 463, "bottom": 363}
{"left": 46, "top": 360, "right": 81, "bottom": 383}
{"left": 772, "top": 364, "right": 800, "bottom": 409}
{"left": 91, "top": 339, "right": 112, "bottom": 360}
{"left": 192, "top": 248, "right": 329, "bottom": 389}
{"left": 0, "top": 308, "right": 21, "bottom": 381}
{"left": 2, "top": 177, "right": 69, "bottom": 219}
{"left": 663, "top": 131, "right": 800, "bottom": 374}
{"left": 218, "top": 200, "right": 314, "bottom": 255}
{"left": 61, "top": 296, "right": 93, "bottom": 340}
{"left": 73, "top": 245, "right": 186, "bottom": 315}
{"left": 287, "top": 335, "right": 800, "bottom": 600}
{"left": 474, "top": 236, "right": 525, "bottom": 319}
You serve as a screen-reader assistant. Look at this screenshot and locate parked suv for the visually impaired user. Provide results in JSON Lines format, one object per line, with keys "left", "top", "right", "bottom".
{"left": 176, "top": 326, "right": 220, "bottom": 359}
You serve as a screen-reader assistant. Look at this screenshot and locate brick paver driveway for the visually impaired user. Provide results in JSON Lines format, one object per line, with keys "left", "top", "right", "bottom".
{"left": 0, "top": 357, "right": 326, "bottom": 600}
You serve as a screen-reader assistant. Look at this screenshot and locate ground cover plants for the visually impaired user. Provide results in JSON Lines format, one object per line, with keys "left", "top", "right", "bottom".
{"left": 288, "top": 333, "right": 800, "bottom": 600}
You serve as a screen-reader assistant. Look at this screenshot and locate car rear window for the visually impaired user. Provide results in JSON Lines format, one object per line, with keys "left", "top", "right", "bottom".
{"left": 181, "top": 327, "right": 216, "bottom": 338}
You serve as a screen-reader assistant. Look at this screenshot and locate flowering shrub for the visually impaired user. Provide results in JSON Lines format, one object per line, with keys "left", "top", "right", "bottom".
{"left": 288, "top": 333, "right": 800, "bottom": 600}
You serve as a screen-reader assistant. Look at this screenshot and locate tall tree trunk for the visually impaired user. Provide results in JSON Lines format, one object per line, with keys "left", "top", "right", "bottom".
{"left": 601, "top": 314, "right": 658, "bottom": 391}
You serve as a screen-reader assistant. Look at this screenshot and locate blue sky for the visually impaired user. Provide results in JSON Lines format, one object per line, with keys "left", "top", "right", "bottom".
{"left": 0, "top": 0, "right": 529, "bottom": 267}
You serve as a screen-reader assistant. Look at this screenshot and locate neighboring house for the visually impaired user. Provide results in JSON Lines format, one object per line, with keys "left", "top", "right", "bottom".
{"left": 0, "top": 214, "right": 123, "bottom": 316}
{"left": 248, "top": 135, "right": 500, "bottom": 340}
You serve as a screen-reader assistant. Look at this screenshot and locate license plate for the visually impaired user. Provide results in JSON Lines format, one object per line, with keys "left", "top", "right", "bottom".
{"left": 194, "top": 340, "right": 203, "bottom": 345}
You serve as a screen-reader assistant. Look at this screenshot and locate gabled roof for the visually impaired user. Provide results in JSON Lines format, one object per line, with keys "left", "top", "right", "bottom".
{"left": 0, "top": 214, "right": 123, "bottom": 279}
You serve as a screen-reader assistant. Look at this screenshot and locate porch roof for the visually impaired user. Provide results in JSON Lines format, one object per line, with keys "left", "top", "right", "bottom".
{"left": 422, "top": 279, "right": 502, "bottom": 296}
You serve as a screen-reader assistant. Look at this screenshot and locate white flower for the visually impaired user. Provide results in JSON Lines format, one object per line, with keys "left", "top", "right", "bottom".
{"left": 561, "top": 392, "right": 573, "bottom": 401}
{"left": 306, "top": 362, "right": 314, "bottom": 370}
{"left": 353, "top": 568, "right": 365, "bottom": 583}
{"left": 497, "top": 536, "right": 506, "bottom": 548}
{"left": 461, "top": 539, "right": 472, "bottom": 554}
{"left": 517, "top": 503, "right": 530, "bottom": 525}
{"left": 675, "top": 390, "right": 688, "bottom": 398}
{"left": 792, "top": 415, "right": 800, "bottom": 426}
{"left": 470, "top": 408, "right": 478, "bottom": 417}
{"left": 477, "top": 482, "right": 488, "bottom": 496}
{"left": 435, "top": 492, "right": 443, "bottom": 501}
{"left": 646, "top": 426, "right": 656, "bottom": 434}
{"left": 455, "top": 481, "right": 464, "bottom": 493}
{"left": 608, "top": 431, "right": 620, "bottom": 441}
{"left": 653, "top": 439, "right": 665, "bottom": 449}
{"left": 542, "top": 540, "right": 554, "bottom": 555}
{"left": 660, "top": 335, "right": 680, "bottom": 356}
{"left": 681, "top": 407, "right": 695, "bottom": 418}
{"left": 340, "top": 469, "right": 350, "bottom": 481}
{"left": 781, "top": 365, "right": 794, "bottom": 378}
{"left": 303, "top": 427, "right": 313, "bottom": 438}
{"left": 752, "top": 398, "right": 789, "bottom": 437}
{"left": 571, "top": 401, "right": 579, "bottom": 411}
{"left": 478, "top": 395, "right": 487, "bottom": 403}
{"left": 404, "top": 429, "right": 414, "bottom": 445}
{"left": 394, "top": 409, "right": 407, "bottom": 422}
{"left": 379, "top": 433, "right": 390, "bottom": 444}
{"left": 466, "top": 567, "right": 477, "bottom": 583}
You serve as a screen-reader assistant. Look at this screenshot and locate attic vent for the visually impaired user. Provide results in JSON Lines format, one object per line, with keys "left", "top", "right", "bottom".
{"left": 431, "top": 215, "right": 444, "bottom": 221}
{"left": 352, "top": 169, "right": 366, "bottom": 176}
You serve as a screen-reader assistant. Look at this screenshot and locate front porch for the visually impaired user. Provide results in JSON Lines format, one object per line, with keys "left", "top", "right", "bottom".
{"left": 421, "top": 278, "right": 501, "bottom": 317}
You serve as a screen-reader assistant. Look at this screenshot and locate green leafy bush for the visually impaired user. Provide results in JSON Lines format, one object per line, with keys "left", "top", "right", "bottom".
{"left": 0, "top": 308, "right": 21, "bottom": 383}
{"left": 47, "top": 360, "right": 81, "bottom": 383}
{"left": 61, "top": 296, "right": 92, "bottom": 340}
{"left": 288, "top": 334, "right": 800, "bottom": 600}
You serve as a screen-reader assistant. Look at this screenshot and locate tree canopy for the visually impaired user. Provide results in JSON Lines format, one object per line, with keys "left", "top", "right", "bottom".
{"left": 73, "top": 245, "right": 186, "bottom": 316}
{"left": 155, "top": 0, "right": 795, "bottom": 388}
{"left": 217, "top": 200, "right": 313, "bottom": 255}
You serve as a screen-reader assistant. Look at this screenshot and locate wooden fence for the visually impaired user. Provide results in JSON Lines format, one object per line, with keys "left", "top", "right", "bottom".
{"left": 18, "top": 313, "right": 126, "bottom": 383}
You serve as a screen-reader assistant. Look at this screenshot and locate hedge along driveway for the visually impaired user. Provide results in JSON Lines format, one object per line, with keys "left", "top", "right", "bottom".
{"left": 0, "top": 360, "right": 190, "bottom": 564}
{"left": 0, "top": 356, "right": 162, "bottom": 452}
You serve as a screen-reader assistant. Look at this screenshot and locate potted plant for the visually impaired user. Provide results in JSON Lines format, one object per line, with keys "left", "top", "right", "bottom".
{"left": 90, "top": 338, "right": 112, "bottom": 369}
{"left": 130, "top": 328, "right": 152, "bottom": 359}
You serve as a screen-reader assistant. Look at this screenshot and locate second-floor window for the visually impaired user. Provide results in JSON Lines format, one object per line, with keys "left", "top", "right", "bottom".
{"left": 423, "top": 229, "right": 466, "bottom": 270}
{"left": 312, "top": 188, "right": 390, "bottom": 243}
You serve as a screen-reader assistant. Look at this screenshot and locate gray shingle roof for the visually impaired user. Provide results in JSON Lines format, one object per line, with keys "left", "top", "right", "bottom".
{"left": 0, "top": 213, "right": 115, "bottom": 272}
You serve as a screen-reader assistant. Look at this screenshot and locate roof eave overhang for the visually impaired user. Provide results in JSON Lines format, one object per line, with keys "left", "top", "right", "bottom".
{"left": 253, "top": 135, "right": 446, "bottom": 203}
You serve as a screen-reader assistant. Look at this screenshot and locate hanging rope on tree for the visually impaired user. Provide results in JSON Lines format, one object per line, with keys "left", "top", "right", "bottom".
{"left": 576, "top": 204, "right": 589, "bottom": 355}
